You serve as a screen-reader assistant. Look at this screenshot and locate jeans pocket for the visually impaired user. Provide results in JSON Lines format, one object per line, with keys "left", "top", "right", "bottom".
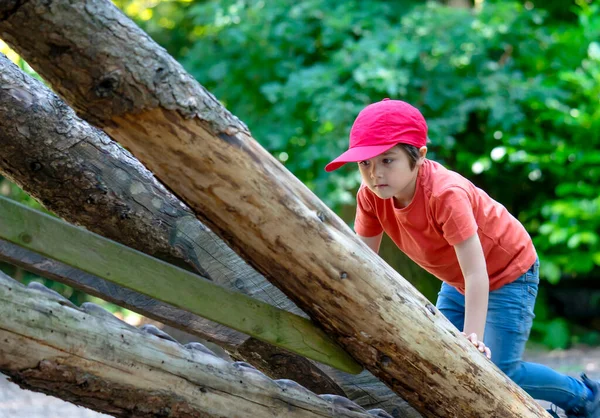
{"left": 524, "top": 281, "right": 538, "bottom": 326}
{"left": 525, "top": 259, "right": 540, "bottom": 285}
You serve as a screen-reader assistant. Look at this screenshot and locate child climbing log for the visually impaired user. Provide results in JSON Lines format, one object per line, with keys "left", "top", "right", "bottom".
{"left": 0, "top": 0, "right": 550, "bottom": 416}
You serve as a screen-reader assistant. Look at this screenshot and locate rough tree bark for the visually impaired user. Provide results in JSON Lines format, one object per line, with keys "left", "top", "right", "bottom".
{"left": 0, "top": 54, "right": 350, "bottom": 398}
{"left": 0, "top": 53, "right": 418, "bottom": 416}
{"left": 0, "top": 271, "right": 392, "bottom": 418}
{"left": 0, "top": 1, "right": 550, "bottom": 416}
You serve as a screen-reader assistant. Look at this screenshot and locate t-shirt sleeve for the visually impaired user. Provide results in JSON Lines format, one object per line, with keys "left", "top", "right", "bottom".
{"left": 433, "top": 186, "right": 478, "bottom": 246}
{"left": 354, "top": 187, "right": 383, "bottom": 237}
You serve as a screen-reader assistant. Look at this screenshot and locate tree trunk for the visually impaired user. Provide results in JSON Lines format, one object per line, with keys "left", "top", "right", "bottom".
{"left": 0, "top": 53, "right": 417, "bottom": 415}
{"left": 0, "top": 54, "right": 351, "bottom": 398}
{"left": 0, "top": 271, "right": 391, "bottom": 418}
{"left": 0, "top": 2, "right": 549, "bottom": 416}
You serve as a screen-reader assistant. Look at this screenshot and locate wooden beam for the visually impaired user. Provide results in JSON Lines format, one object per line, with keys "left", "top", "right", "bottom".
{"left": 0, "top": 239, "right": 348, "bottom": 398}
{"left": 0, "top": 196, "right": 361, "bottom": 374}
{"left": 0, "top": 238, "right": 245, "bottom": 348}
{"left": 0, "top": 1, "right": 550, "bottom": 415}
{"left": 0, "top": 271, "right": 387, "bottom": 418}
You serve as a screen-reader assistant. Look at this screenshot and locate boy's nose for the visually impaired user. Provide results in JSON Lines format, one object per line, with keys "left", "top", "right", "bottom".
{"left": 370, "top": 165, "right": 382, "bottom": 179}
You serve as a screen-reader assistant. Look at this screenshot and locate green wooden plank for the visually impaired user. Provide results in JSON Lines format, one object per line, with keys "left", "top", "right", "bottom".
{"left": 0, "top": 196, "right": 362, "bottom": 374}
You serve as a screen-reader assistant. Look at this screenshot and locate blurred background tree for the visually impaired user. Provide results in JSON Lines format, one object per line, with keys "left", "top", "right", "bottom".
{"left": 1, "top": 0, "right": 599, "bottom": 348}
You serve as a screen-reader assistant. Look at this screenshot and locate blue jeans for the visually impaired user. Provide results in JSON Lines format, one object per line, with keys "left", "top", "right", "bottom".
{"left": 436, "top": 259, "right": 589, "bottom": 412}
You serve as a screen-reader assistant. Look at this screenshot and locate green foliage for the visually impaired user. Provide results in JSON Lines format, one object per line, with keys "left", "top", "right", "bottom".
{"left": 0, "top": 41, "right": 43, "bottom": 80}
{"left": 3, "top": 0, "right": 598, "bottom": 347}
{"left": 0, "top": 177, "right": 46, "bottom": 212}
{"left": 539, "top": 318, "right": 572, "bottom": 350}
{"left": 125, "top": 0, "right": 600, "bottom": 347}
{"left": 132, "top": 0, "right": 600, "bottom": 286}
{"left": 531, "top": 287, "right": 572, "bottom": 349}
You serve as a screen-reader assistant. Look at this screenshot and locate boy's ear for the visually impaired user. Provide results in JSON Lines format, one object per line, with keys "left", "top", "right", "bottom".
{"left": 418, "top": 146, "right": 428, "bottom": 162}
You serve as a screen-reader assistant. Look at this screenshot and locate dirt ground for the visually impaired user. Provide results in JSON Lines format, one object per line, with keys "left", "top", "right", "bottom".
{"left": 2, "top": 345, "right": 600, "bottom": 418}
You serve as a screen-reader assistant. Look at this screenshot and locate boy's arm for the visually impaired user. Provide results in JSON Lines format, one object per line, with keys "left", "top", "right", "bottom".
{"left": 358, "top": 233, "right": 383, "bottom": 253}
{"left": 454, "top": 232, "right": 492, "bottom": 359}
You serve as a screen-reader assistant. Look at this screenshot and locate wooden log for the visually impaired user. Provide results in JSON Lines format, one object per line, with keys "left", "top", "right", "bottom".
{"left": 0, "top": 270, "right": 390, "bottom": 418}
{"left": 0, "top": 54, "right": 419, "bottom": 414}
{"left": 0, "top": 53, "right": 353, "bottom": 399}
{"left": 0, "top": 195, "right": 360, "bottom": 374}
{"left": 0, "top": 242, "right": 352, "bottom": 400}
{"left": 0, "top": 238, "right": 244, "bottom": 348}
{"left": 0, "top": 1, "right": 551, "bottom": 416}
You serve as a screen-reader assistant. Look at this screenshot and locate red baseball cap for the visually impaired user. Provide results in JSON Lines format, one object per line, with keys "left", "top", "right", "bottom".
{"left": 325, "top": 99, "right": 428, "bottom": 172}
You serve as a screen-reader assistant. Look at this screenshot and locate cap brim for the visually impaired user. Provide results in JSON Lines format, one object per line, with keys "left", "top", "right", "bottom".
{"left": 324, "top": 144, "right": 397, "bottom": 172}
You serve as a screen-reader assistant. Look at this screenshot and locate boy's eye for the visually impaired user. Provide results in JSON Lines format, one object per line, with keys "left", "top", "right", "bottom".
{"left": 358, "top": 161, "right": 369, "bottom": 166}
{"left": 382, "top": 158, "right": 393, "bottom": 164}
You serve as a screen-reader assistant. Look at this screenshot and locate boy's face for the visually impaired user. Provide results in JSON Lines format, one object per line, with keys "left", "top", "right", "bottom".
{"left": 357, "top": 145, "right": 426, "bottom": 201}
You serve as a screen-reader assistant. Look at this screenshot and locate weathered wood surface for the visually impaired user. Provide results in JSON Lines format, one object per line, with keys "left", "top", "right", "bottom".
{"left": 0, "top": 241, "right": 353, "bottom": 400}
{"left": 0, "top": 195, "right": 360, "bottom": 374}
{"left": 0, "top": 53, "right": 415, "bottom": 411}
{"left": 0, "top": 1, "right": 551, "bottom": 416}
{"left": 0, "top": 271, "right": 391, "bottom": 418}
{"left": 0, "top": 238, "right": 243, "bottom": 348}
{"left": 0, "top": 53, "right": 357, "bottom": 399}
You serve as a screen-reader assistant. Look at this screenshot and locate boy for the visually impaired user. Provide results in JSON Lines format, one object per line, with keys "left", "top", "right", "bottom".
{"left": 325, "top": 99, "right": 599, "bottom": 417}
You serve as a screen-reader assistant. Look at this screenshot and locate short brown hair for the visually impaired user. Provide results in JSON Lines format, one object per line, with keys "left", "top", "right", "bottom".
{"left": 396, "top": 143, "right": 420, "bottom": 170}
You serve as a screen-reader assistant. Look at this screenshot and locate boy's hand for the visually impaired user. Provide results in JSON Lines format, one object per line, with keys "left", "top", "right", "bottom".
{"left": 462, "top": 332, "right": 492, "bottom": 359}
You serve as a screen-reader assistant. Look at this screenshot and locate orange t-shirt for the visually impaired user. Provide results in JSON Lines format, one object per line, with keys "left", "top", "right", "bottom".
{"left": 355, "top": 159, "right": 537, "bottom": 293}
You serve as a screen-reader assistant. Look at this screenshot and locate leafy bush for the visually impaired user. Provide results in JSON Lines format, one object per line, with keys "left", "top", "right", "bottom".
{"left": 146, "top": 0, "right": 599, "bottom": 286}
{"left": 131, "top": 0, "right": 600, "bottom": 346}
{"left": 5, "top": 0, "right": 599, "bottom": 346}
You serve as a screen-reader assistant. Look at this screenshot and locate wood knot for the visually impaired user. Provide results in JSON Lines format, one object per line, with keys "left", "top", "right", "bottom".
{"left": 29, "top": 161, "right": 42, "bottom": 172}
{"left": 19, "top": 233, "right": 32, "bottom": 244}
{"left": 380, "top": 355, "right": 392, "bottom": 368}
{"left": 426, "top": 303, "right": 436, "bottom": 315}
{"left": 94, "top": 71, "right": 121, "bottom": 98}
{"left": 153, "top": 66, "right": 168, "bottom": 83}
